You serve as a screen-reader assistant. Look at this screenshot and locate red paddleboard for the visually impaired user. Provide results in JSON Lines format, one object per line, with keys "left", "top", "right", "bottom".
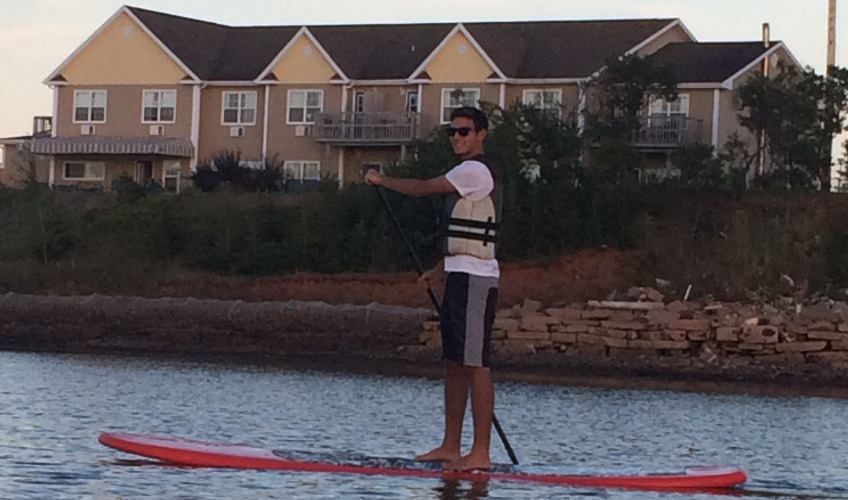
{"left": 99, "top": 432, "right": 747, "bottom": 492}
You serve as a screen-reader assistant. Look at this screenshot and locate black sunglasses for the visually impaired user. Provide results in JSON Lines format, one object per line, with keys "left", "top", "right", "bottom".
{"left": 446, "top": 126, "right": 475, "bottom": 137}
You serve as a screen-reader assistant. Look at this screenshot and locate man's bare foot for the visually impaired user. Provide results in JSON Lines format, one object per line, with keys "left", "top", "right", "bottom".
{"left": 414, "top": 445, "right": 460, "bottom": 463}
{"left": 443, "top": 452, "right": 491, "bottom": 472}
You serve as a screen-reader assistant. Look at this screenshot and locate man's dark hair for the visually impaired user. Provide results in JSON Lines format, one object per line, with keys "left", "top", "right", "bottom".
{"left": 450, "top": 106, "right": 489, "bottom": 131}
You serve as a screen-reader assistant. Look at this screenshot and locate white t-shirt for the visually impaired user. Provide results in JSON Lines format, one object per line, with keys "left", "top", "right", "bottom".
{"left": 443, "top": 159, "right": 500, "bottom": 278}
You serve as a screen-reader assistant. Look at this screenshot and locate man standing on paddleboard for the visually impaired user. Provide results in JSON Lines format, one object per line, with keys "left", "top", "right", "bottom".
{"left": 365, "top": 106, "right": 502, "bottom": 472}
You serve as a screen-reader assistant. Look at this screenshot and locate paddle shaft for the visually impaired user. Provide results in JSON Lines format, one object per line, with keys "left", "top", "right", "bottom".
{"left": 373, "top": 186, "right": 519, "bottom": 466}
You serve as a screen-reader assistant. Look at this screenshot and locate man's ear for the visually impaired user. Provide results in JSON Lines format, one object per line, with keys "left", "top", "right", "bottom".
{"left": 477, "top": 128, "right": 488, "bottom": 140}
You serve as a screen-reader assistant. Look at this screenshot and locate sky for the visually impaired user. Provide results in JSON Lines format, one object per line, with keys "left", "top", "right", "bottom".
{"left": 1, "top": 0, "right": 846, "bottom": 140}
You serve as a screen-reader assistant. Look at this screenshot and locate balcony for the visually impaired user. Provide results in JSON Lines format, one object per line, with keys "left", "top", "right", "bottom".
{"left": 313, "top": 111, "right": 427, "bottom": 145}
{"left": 632, "top": 115, "right": 703, "bottom": 149}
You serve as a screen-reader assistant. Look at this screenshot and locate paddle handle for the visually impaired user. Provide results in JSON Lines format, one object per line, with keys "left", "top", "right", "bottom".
{"left": 373, "top": 184, "right": 519, "bottom": 465}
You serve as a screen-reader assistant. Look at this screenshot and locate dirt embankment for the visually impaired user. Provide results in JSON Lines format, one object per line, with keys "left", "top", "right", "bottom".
{"left": 156, "top": 248, "right": 634, "bottom": 309}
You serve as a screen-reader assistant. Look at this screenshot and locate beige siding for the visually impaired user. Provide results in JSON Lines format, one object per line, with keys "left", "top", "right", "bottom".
{"left": 340, "top": 148, "right": 406, "bottom": 184}
{"left": 714, "top": 46, "right": 797, "bottom": 153}
{"left": 55, "top": 85, "right": 193, "bottom": 138}
{"left": 503, "top": 84, "right": 581, "bottom": 116}
{"left": 421, "top": 83, "right": 500, "bottom": 125}
{"left": 684, "top": 89, "right": 715, "bottom": 145}
{"left": 270, "top": 34, "right": 338, "bottom": 83}
{"left": 265, "top": 83, "right": 343, "bottom": 180}
{"left": 424, "top": 31, "right": 497, "bottom": 82}
{"left": 50, "top": 155, "right": 189, "bottom": 191}
{"left": 633, "top": 24, "right": 694, "bottom": 56}
{"left": 61, "top": 12, "right": 187, "bottom": 85}
{"left": 197, "top": 86, "right": 266, "bottom": 163}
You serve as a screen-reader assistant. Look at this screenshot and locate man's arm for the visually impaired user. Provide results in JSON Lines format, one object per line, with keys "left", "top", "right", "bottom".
{"left": 365, "top": 169, "right": 455, "bottom": 197}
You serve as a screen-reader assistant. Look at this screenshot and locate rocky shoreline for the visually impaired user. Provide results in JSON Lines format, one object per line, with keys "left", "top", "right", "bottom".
{"left": 4, "top": 292, "right": 848, "bottom": 398}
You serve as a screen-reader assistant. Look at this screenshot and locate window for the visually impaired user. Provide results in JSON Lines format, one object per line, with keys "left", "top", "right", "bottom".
{"left": 648, "top": 94, "right": 690, "bottom": 130}
{"left": 354, "top": 92, "right": 366, "bottom": 113}
{"left": 405, "top": 90, "right": 419, "bottom": 112}
{"left": 441, "top": 88, "right": 480, "bottom": 123}
{"left": 0, "top": 146, "right": 5, "bottom": 169}
{"left": 222, "top": 91, "right": 257, "bottom": 125}
{"left": 284, "top": 161, "right": 321, "bottom": 181}
{"left": 523, "top": 89, "right": 562, "bottom": 118}
{"left": 164, "top": 161, "right": 181, "bottom": 192}
{"left": 143, "top": 90, "right": 176, "bottom": 123}
{"left": 74, "top": 90, "right": 107, "bottom": 123}
{"left": 238, "top": 160, "right": 265, "bottom": 169}
{"left": 288, "top": 90, "right": 324, "bottom": 124}
{"left": 63, "top": 161, "right": 105, "bottom": 181}
{"left": 649, "top": 94, "right": 690, "bottom": 117}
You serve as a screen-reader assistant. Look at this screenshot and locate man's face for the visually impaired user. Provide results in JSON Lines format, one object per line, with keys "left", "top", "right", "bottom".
{"left": 449, "top": 116, "right": 486, "bottom": 158}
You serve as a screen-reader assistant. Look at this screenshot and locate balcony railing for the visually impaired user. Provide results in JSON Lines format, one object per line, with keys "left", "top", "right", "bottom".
{"left": 632, "top": 115, "right": 703, "bottom": 148}
{"left": 313, "top": 111, "right": 427, "bottom": 145}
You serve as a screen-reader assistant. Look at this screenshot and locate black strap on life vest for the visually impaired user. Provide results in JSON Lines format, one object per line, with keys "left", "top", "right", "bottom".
{"left": 446, "top": 217, "right": 500, "bottom": 245}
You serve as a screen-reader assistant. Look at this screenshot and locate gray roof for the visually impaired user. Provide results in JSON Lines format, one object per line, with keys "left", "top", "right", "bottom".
{"left": 647, "top": 42, "right": 775, "bottom": 83}
{"left": 126, "top": 6, "right": 683, "bottom": 81}
{"left": 121, "top": 8, "right": 786, "bottom": 84}
{"left": 466, "top": 19, "right": 677, "bottom": 78}
{"left": 129, "top": 7, "right": 298, "bottom": 80}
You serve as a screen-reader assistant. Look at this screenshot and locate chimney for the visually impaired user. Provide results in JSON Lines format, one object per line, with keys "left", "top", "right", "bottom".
{"left": 762, "top": 23, "right": 770, "bottom": 48}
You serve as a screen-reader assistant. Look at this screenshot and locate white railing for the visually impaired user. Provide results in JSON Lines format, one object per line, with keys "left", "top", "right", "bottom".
{"left": 314, "top": 111, "right": 426, "bottom": 144}
{"left": 633, "top": 115, "right": 703, "bottom": 147}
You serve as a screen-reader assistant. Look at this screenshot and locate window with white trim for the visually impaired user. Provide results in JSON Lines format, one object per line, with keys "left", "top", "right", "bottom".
{"left": 143, "top": 90, "right": 177, "bottom": 123}
{"left": 284, "top": 161, "right": 321, "bottom": 181}
{"left": 523, "top": 89, "right": 562, "bottom": 118}
{"left": 164, "top": 161, "right": 181, "bottom": 192}
{"left": 288, "top": 90, "right": 324, "bottom": 124}
{"left": 222, "top": 91, "right": 257, "bottom": 125}
{"left": 0, "top": 146, "right": 5, "bottom": 169}
{"left": 74, "top": 90, "right": 107, "bottom": 123}
{"left": 405, "top": 90, "right": 419, "bottom": 112}
{"left": 649, "top": 94, "right": 690, "bottom": 117}
{"left": 441, "top": 88, "right": 480, "bottom": 123}
{"left": 63, "top": 161, "right": 105, "bottom": 181}
{"left": 648, "top": 94, "right": 690, "bottom": 129}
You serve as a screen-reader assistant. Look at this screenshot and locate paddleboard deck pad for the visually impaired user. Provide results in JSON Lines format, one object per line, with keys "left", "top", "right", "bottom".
{"left": 99, "top": 432, "right": 747, "bottom": 491}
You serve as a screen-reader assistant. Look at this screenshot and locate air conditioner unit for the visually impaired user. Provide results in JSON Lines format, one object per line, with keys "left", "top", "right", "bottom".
{"left": 80, "top": 125, "right": 96, "bottom": 135}
{"left": 294, "top": 125, "right": 311, "bottom": 137}
{"left": 229, "top": 126, "right": 245, "bottom": 137}
{"left": 149, "top": 125, "right": 164, "bottom": 136}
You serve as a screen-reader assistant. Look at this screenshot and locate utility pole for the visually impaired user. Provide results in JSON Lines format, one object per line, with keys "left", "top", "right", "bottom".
{"left": 824, "top": 0, "right": 837, "bottom": 190}
{"left": 828, "top": 0, "right": 837, "bottom": 73}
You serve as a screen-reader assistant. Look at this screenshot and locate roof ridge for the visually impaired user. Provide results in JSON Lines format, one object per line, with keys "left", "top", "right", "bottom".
{"left": 125, "top": 5, "right": 230, "bottom": 29}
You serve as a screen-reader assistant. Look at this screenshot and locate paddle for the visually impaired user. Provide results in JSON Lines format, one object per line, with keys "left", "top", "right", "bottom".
{"left": 365, "top": 168, "right": 519, "bottom": 465}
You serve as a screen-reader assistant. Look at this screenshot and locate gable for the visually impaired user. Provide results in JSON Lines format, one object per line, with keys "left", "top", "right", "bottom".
{"left": 270, "top": 33, "right": 337, "bottom": 84}
{"left": 424, "top": 31, "right": 497, "bottom": 83}
{"left": 61, "top": 12, "right": 187, "bottom": 85}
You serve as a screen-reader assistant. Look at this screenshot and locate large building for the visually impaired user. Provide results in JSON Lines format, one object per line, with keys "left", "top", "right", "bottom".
{"left": 0, "top": 6, "right": 799, "bottom": 191}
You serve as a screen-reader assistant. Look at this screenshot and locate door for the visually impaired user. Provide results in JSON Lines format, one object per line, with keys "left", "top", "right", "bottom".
{"left": 135, "top": 161, "right": 153, "bottom": 184}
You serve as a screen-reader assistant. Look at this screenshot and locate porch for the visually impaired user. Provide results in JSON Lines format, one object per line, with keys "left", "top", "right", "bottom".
{"left": 313, "top": 111, "right": 429, "bottom": 145}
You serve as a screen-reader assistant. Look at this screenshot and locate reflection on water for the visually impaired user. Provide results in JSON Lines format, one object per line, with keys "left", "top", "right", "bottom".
{"left": 1, "top": 351, "right": 848, "bottom": 499}
{"left": 436, "top": 479, "right": 490, "bottom": 500}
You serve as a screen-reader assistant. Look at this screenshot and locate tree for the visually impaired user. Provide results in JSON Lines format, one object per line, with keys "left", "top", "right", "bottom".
{"left": 584, "top": 54, "right": 678, "bottom": 142}
{"left": 583, "top": 54, "right": 679, "bottom": 182}
{"left": 191, "top": 150, "right": 286, "bottom": 193}
{"left": 736, "top": 63, "right": 848, "bottom": 189}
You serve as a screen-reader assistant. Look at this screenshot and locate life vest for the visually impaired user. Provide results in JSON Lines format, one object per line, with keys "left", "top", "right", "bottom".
{"left": 443, "top": 154, "right": 503, "bottom": 260}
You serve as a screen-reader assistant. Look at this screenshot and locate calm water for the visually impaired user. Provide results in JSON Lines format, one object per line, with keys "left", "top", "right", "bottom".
{"left": 2, "top": 351, "right": 848, "bottom": 500}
